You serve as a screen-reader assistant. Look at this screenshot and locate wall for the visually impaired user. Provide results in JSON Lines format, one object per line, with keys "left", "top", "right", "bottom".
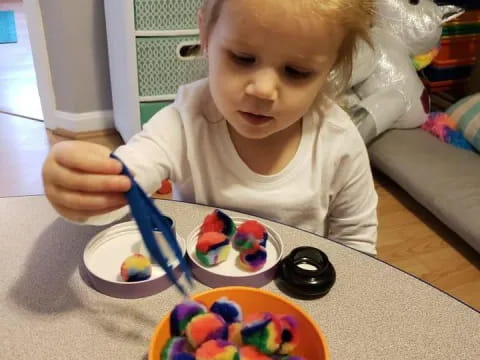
{"left": 39, "top": 0, "right": 112, "bottom": 115}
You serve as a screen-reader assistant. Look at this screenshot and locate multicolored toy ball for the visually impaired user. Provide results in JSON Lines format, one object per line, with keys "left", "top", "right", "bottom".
{"left": 160, "top": 337, "right": 193, "bottom": 360}
{"left": 239, "top": 246, "right": 267, "bottom": 272}
{"left": 174, "top": 354, "right": 195, "bottom": 360}
{"left": 200, "top": 209, "right": 237, "bottom": 238}
{"left": 161, "top": 298, "right": 302, "bottom": 359}
{"left": 228, "top": 322, "right": 243, "bottom": 347}
{"left": 276, "top": 315, "right": 300, "bottom": 355}
{"left": 233, "top": 220, "right": 268, "bottom": 251}
{"left": 120, "top": 253, "right": 152, "bottom": 282}
{"left": 241, "top": 312, "right": 282, "bottom": 355}
{"left": 211, "top": 297, "right": 243, "bottom": 324}
{"left": 170, "top": 300, "right": 207, "bottom": 337}
{"left": 196, "top": 339, "right": 240, "bottom": 360}
{"left": 239, "top": 345, "right": 271, "bottom": 360}
{"left": 186, "top": 312, "right": 228, "bottom": 349}
{"left": 196, "top": 232, "right": 231, "bottom": 266}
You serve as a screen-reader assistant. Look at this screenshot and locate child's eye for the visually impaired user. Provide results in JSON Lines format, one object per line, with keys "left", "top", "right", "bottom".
{"left": 230, "top": 51, "right": 256, "bottom": 65}
{"left": 285, "top": 66, "right": 312, "bottom": 79}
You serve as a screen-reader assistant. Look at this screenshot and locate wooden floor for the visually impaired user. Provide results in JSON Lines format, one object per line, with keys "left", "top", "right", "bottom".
{"left": 1, "top": 0, "right": 478, "bottom": 311}
{"left": 374, "top": 170, "right": 480, "bottom": 310}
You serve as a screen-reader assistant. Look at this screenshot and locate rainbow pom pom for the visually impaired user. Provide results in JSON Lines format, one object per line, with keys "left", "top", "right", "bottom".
{"left": 239, "top": 246, "right": 267, "bottom": 272}
{"left": 239, "top": 346, "right": 271, "bottom": 360}
{"left": 164, "top": 298, "right": 306, "bottom": 359}
{"left": 186, "top": 312, "right": 228, "bottom": 349}
{"left": 160, "top": 337, "right": 193, "bottom": 360}
{"left": 196, "top": 339, "right": 240, "bottom": 360}
{"left": 228, "top": 322, "right": 243, "bottom": 347}
{"left": 241, "top": 312, "right": 282, "bottom": 355}
{"left": 170, "top": 300, "right": 207, "bottom": 336}
{"left": 200, "top": 209, "right": 237, "bottom": 238}
{"left": 233, "top": 221, "right": 268, "bottom": 251}
{"left": 196, "top": 232, "right": 230, "bottom": 267}
{"left": 276, "top": 315, "right": 300, "bottom": 355}
{"left": 172, "top": 354, "right": 195, "bottom": 360}
{"left": 211, "top": 297, "right": 243, "bottom": 324}
{"left": 120, "top": 253, "right": 152, "bottom": 282}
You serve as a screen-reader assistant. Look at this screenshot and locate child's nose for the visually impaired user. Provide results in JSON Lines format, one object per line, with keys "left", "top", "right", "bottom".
{"left": 245, "top": 68, "right": 279, "bottom": 101}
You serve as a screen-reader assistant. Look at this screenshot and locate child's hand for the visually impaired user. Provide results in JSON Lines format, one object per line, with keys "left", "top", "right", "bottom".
{"left": 42, "top": 141, "right": 132, "bottom": 222}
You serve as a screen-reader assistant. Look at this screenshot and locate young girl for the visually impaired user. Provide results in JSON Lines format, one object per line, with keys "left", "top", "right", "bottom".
{"left": 42, "top": 0, "right": 378, "bottom": 255}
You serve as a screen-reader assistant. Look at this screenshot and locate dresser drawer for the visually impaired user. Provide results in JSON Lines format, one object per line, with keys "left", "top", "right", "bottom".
{"left": 134, "top": 0, "right": 203, "bottom": 31}
{"left": 136, "top": 36, "right": 208, "bottom": 98}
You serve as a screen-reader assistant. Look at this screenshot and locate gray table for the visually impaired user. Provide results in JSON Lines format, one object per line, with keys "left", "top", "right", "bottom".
{"left": 1, "top": 196, "right": 479, "bottom": 359}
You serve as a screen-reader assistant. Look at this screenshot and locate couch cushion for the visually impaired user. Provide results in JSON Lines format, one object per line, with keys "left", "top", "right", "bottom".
{"left": 368, "top": 129, "right": 480, "bottom": 253}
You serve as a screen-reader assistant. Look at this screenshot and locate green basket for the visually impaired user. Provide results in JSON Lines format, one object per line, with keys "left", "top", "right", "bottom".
{"left": 442, "top": 23, "right": 480, "bottom": 37}
{"left": 136, "top": 36, "right": 208, "bottom": 98}
{"left": 134, "top": 0, "right": 203, "bottom": 31}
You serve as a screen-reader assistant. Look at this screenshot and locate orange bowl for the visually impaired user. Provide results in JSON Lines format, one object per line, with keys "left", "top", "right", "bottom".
{"left": 149, "top": 286, "right": 329, "bottom": 359}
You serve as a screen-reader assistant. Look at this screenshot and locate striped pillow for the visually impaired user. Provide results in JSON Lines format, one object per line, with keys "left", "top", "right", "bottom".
{"left": 446, "top": 93, "right": 480, "bottom": 152}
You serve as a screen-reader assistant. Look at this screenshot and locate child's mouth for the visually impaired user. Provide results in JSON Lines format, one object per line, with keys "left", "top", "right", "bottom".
{"left": 239, "top": 111, "right": 273, "bottom": 125}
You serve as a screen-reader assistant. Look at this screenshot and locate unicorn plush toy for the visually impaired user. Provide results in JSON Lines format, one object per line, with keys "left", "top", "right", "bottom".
{"left": 347, "top": 0, "right": 464, "bottom": 143}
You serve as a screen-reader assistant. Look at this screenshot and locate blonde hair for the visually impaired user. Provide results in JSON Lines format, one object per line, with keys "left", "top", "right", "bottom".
{"left": 200, "top": 0, "right": 373, "bottom": 96}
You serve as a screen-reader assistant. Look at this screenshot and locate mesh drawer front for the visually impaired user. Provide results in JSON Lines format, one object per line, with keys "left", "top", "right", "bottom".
{"left": 134, "top": 0, "right": 203, "bottom": 31}
{"left": 136, "top": 36, "right": 208, "bottom": 97}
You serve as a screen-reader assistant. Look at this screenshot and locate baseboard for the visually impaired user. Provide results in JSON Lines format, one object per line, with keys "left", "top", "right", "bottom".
{"left": 54, "top": 110, "right": 114, "bottom": 133}
{"left": 52, "top": 127, "right": 119, "bottom": 140}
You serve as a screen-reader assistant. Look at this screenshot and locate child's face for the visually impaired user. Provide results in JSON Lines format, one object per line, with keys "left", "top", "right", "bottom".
{"left": 202, "top": 0, "right": 346, "bottom": 140}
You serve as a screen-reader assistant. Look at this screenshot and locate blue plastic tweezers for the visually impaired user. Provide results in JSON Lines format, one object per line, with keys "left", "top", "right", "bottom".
{"left": 111, "top": 154, "right": 193, "bottom": 295}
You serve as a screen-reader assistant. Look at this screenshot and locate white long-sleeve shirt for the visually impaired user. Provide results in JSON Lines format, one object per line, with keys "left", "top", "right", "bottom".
{"left": 98, "top": 79, "right": 378, "bottom": 255}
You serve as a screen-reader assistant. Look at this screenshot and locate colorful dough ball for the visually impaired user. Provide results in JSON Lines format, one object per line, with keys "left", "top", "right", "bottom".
{"left": 186, "top": 312, "right": 228, "bottom": 349}
{"left": 196, "top": 339, "right": 240, "bottom": 360}
{"left": 170, "top": 300, "right": 207, "bottom": 336}
{"left": 241, "top": 312, "right": 282, "bottom": 355}
{"left": 227, "top": 322, "right": 243, "bottom": 347}
{"left": 238, "top": 345, "right": 271, "bottom": 360}
{"left": 275, "top": 315, "right": 300, "bottom": 355}
{"left": 211, "top": 297, "right": 243, "bottom": 324}
{"left": 238, "top": 246, "right": 267, "bottom": 272}
{"left": 196, "top": 232, "right": 230, "bottom": 266}
{"left": 120, "top": 253, "right": 152, "bottom": 282}
{"left": 200, "top": 209, "right": 237, "bottom": 238}
{"left": 160, "top": 337, "right": 193, "bottom": 360}
{"left": 233, "top": 220, "right": 268, "bottom": 251}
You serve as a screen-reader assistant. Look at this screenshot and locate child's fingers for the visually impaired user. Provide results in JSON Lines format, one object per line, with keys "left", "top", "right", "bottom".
{"left": 45, "top": 184, "right": 128, "bottom": 212}
{"left": 49, "top": 163, "right": 131, "bottom": 193}
{"left": 52, "top": 141, "right": 123, "bottom": 175}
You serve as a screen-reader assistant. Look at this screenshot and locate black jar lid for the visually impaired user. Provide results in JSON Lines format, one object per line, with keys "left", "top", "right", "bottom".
{"left": 275, "top": 246, "right": 336, "bottom": 299}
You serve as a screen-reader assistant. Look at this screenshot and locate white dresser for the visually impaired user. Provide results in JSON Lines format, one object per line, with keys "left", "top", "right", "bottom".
{"left": 104, "top": 0, "right": 208, "bottom": 140}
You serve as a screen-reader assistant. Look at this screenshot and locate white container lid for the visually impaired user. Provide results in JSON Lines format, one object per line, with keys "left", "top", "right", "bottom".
{"left": 82, "top": 220, "right": 186, "bottom": 299}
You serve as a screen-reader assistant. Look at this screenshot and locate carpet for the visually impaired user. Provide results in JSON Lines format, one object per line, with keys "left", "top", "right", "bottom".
{"left": 0, "top": 10, "right": 17, "bottom": 44}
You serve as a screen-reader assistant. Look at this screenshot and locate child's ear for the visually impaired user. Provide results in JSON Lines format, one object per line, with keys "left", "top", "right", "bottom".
{"left": 197, "top": 9, "right": 208, "bottom": 56}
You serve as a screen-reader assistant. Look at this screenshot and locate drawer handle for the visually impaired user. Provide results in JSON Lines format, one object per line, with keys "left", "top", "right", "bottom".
{"left": 177, "top": 41, "right": 203, "bottom": 61}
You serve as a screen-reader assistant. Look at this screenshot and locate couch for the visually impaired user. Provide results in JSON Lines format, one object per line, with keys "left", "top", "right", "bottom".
{"left": 368, "top": 128, "right": 480, "bottom": 253}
